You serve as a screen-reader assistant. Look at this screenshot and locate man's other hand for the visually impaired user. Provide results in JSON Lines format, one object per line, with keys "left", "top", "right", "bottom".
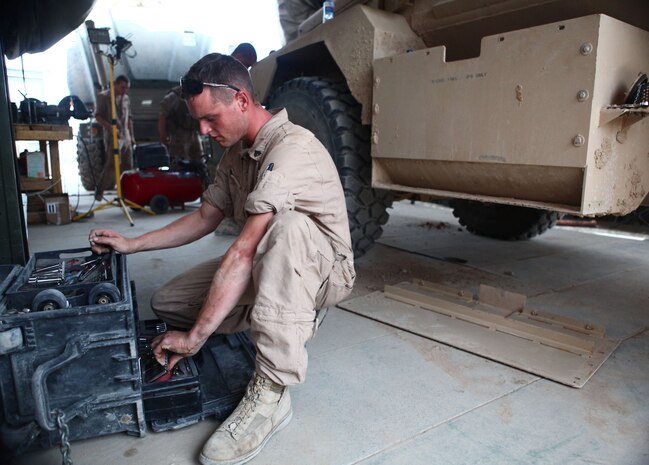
{"left": 89, "top": 228, "right": 133, "bottom": 254}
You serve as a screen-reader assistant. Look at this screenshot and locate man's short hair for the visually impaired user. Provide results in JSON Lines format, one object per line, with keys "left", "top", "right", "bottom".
{"left": 183, "top": 53, "right": 254, "bottom": 103}
{"left": 232, "top": 43, "right": 257, "bottom": 68}
{"left": 115, "top": 75, "right": 129, "bottom": 85}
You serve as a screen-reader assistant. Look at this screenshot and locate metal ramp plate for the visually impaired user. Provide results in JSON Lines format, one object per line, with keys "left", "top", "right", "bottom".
{"left": 338, "top": 281, "right": 620, "bottom": 388}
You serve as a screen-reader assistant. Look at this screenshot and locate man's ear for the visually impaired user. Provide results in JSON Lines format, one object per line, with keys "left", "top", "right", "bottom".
{"left": 236, "top": 91, "right": 250, "bottom": 111}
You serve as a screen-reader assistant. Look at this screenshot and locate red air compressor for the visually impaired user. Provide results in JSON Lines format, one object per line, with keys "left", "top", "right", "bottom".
{"left": 121, "top": 143, "right": 206, "bottom": 214}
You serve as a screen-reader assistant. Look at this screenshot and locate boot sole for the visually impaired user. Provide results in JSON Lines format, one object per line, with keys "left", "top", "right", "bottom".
{"left": 199, "top": 408, "right": 293, "bottom": 465}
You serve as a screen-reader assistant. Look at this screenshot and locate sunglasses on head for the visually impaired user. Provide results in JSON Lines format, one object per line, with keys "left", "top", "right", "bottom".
{"left": 180, "top": 77, "right": 240, "bottom": 98}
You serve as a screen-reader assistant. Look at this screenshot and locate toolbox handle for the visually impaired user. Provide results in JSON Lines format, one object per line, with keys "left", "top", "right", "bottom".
{"left": 32, "top": 333, "right": 116, "bottom": 431}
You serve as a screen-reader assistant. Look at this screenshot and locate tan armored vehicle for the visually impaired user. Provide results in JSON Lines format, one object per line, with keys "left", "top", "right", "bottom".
{"left": 252, "top": 0, "right": 649, "bottom": 256}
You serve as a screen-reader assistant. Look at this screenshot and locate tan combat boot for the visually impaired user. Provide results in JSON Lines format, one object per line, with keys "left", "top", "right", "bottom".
{"left": 199, "top": 373, "right": 292, "bottom": 465}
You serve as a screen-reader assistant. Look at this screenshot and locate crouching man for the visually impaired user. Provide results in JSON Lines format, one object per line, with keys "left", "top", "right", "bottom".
{"left": 89, "top": 53, "right": 355, "bottom": 465}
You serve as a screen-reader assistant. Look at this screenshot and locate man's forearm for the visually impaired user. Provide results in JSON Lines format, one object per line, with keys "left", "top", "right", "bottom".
{"left": 187, "top": 212, "right": 274, "bottom": 346}
{"left": 188, "top": 248, "right": 253, "bottom": 345}
{"left": 131, "top": 205, "right": 222, "bottom": 253}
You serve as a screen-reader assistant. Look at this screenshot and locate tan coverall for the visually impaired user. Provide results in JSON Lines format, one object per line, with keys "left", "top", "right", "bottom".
{"left": 151, "top": 109, "right": 355, "bottom": 386}
{"left": 94, "top": 90, "right": 133, "bottom": 196}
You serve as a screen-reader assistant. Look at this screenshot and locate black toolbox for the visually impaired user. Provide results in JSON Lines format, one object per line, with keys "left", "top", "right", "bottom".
{"left": 0, "top": 248, "right": 255, "bottom": 457}
{"left": 0, "top": 249, "right": 144, "bottom": 454}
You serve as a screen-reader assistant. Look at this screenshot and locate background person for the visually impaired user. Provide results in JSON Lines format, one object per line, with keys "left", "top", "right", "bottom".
{"left": 158, "top": 85, "right": 202, "bottom": 162}
{"left": 231, "top": 42, "right": 257, "bottom": 68}
{"left": 94, "top": 74, "right": 135, "bottom": 200}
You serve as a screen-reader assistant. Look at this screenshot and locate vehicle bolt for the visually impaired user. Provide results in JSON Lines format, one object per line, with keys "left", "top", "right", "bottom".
{"left": 372, "top": 133, "right": 379, "bottom": 144}
{"left": 580, "top": 43, "right": 593, "bottom": 55}
{"left": 374, "top": 77, "right": 381, "bottom": 87}
{"left": 572, "top": 134, "right": 585, "bottom": 147}
{"left": 374, "top": 104, "right": 380, "bottom": 114}
{"left": 577, "top": 90, "right": 589, "bottom": 102}
{"left": 585, "top": 324, "right": 593, "bottom": 330}
{"left": 616, "top": 131, "right": 627, "bottom": 144}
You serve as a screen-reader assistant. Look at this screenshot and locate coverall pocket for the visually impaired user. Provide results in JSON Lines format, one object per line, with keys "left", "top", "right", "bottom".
{"left": 316, "top": 257, "right": 356, "bottom": 309}
{"left": 250, "top": 304, "right": 315, "bottom": 383}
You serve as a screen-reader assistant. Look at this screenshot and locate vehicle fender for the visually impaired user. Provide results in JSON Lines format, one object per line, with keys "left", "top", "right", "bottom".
{"left": 252, "top": 4, "right": 424, "bottom": 124}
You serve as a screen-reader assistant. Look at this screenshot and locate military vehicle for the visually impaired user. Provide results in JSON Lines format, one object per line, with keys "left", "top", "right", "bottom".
{"left": 252, "top": 0, "right": 649, "bottom": 257}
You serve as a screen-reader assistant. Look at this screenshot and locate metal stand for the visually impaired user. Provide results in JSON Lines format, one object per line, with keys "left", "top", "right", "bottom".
{"left": 73, "top": 55, "right": 152, "bottom": 226}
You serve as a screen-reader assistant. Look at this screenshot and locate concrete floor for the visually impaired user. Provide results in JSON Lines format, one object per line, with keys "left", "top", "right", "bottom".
{"left": 9, "top": 196, "right": 649, "bottom": 465}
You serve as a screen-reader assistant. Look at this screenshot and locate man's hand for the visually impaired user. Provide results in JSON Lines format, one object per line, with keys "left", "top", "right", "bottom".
{"left": 89, "top": 228, "right": 134, "bottom": 254}
{"left": 150, "top": 330, "right": 207, "bottom": 370}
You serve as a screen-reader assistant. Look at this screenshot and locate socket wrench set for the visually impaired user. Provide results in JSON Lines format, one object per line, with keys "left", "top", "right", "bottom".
{"left": 2, "top": 248, "right": 119, "bottom": 314}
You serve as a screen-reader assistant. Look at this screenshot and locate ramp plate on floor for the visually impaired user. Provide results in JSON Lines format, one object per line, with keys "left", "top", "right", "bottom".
{"left": 338, "top": 281, "right": 620, "bottom": 388}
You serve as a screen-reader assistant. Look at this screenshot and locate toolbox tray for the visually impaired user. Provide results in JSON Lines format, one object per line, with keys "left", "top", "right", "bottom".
{"left": 4, "top": 248, "right": 119, "bottom": 311}
{"left": 138, "top": 320, "right": 202, "bottom": 423}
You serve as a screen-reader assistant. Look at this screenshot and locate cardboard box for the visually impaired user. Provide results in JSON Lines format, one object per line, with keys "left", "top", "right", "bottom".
{"left": 26, "top": 195, "right": 45, "bottom": 225}
{"left": 44, "top": 194, "right": 71, "bottom": 225}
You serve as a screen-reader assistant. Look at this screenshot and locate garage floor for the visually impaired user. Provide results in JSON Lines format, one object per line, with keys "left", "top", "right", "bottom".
{"left": 10, "top": 197, "right": 649, "bottom": 465}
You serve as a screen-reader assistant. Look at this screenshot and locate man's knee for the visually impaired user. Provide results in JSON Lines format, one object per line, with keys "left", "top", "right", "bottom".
{"left": 150, "top": 285, "right": 170, "bottom": 313}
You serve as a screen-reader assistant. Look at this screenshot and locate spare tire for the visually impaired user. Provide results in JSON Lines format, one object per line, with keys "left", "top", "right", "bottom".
{"left": 267, "top": 77, "right": 392, "bottom": 257}
{"left": 451, "top": 200, "right": 561, "bottom": 240}
{"left": 77, "top": 126, "right": 106, "bottom": 192}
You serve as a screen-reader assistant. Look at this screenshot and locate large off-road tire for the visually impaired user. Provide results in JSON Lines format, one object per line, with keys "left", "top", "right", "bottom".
{"left": 450, "top": 200, "right": 561, "bottom": 240}
{"left": 77, "top": 135, "right": 106, "bottom": 192}
{"left": 267, "top": 77, "right": 392, "bottom": 257}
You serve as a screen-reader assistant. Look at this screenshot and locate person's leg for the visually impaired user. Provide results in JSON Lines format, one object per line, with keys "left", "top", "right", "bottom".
{"left": 151, "top": 257, "right": 255, "bottom": 330}
{"left": 250, "top": 210, "right": 337, "bottom": 386}
{"left": 277, "top": 0, "right": 323, "bottom": 42}
{"left": 120, "top": 142, "right": 133, "bottom": 172}
{"left": 200, "top": 210, "right": 340, "bottom": 465}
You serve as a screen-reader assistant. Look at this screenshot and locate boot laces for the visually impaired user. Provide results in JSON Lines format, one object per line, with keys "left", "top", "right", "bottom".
{"left": 225, "top": 375, "right": 267, "bottom": 434}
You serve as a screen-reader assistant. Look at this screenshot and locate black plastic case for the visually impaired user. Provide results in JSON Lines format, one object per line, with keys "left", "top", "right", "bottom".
{"left": 0, "top": 248, "right": 256, "bottom": 456}
{"left": 134, "top": 143, "right": 170, "bottom": 169}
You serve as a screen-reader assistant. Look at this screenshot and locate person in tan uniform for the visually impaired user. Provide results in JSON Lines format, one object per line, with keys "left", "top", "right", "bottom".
{"left": 94, "top": 74, "right": 135, "bottom": 200}
{"left": 88, "top": 53, "right": 355, "bottom": 465}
